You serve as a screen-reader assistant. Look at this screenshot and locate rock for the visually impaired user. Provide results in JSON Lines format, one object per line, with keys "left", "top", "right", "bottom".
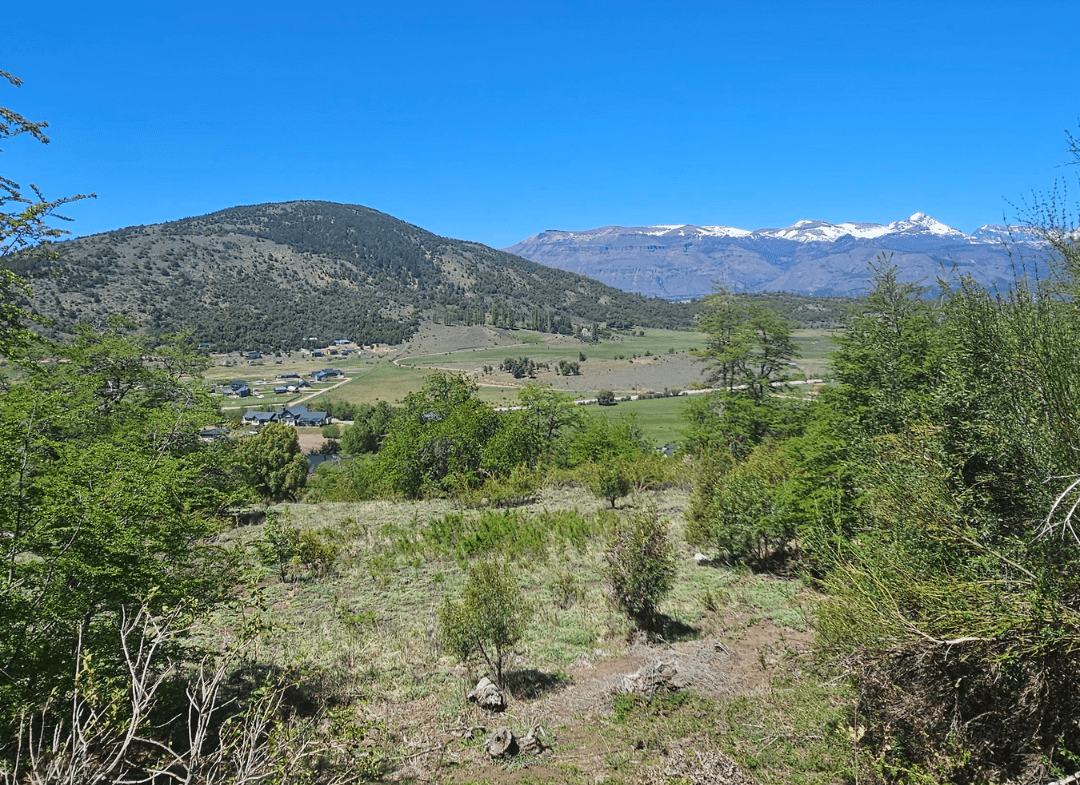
{"left": 485, "top": 726, "right": 515, "bottom": 758}
{"left": 467, "top": 676, "right": 506, "bottom": 711}
{"left": 693, "top": 552, "right": 710, "bottom": 565}
{"left": 619, "top": 660, "right": 690, "bottom": 698}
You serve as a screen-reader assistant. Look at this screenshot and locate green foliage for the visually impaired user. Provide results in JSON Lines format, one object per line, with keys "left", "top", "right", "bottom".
{"left": 320, "top": 423, "right": 341, "bottom": 439}
{"left": 338, "top": 400, "right": 395, "bottom": 455}
{"left": 0, "top": 326, "right": 236, "bottom": 731}
{"left": 562, "top": 413, "right": 651, "bottom": 467}
{"left": 255, "top": 511, "right": 300, "bottom": 581}
{"left": 802, "top": 248, "right": 1080, "bottom": 778}
{"left": 589, "top": 461, "right": 632, "bottom": 508}
{"left": 437, "top": 557, "right": 533, "bottom": 688}
{"left": 694, "top": 289, "right": 798, "bottom": 401}
{"left": 369, "top": 373, "right": 502, "bottom": 498}
{"left": 596, "top": 389, "right": 616, "bottom": 405}
{"left": 234, "top": 422, "right": 308, "bottom": 501}
{"left": 604, "top": 509, "right": 676, "bottom": 630}
{"left": 686, "top": 440, "right": 799, "bottom": 565}
{"left": 830, "top": 256, "right": 946, "bottom": 437}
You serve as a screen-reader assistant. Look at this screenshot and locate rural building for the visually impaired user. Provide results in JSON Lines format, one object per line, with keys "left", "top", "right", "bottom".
{"left": 242, "top": 411, "right": 276, "bottom": 425}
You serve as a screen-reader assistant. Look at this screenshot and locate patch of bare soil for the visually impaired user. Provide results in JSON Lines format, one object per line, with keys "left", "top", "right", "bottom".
{"left": 395, "top": 618, "right": 812, "bottom": 784}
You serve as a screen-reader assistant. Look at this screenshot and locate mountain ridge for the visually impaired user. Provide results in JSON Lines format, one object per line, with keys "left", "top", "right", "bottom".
{"left": 505, "top": 213, "right": 1043, "bottom": 298}
{"left": 2, "top": 200, "right": 695, "bottom": 351}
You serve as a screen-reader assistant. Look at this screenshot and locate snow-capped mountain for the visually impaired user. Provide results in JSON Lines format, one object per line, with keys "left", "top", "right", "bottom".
{"left": 504, "top": 213, "right": 1044, "bottom": 299}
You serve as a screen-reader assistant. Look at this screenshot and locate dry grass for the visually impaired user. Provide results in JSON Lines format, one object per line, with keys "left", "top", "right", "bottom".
{"left": 201, "top": 486, "right": 860, "bottom": 783}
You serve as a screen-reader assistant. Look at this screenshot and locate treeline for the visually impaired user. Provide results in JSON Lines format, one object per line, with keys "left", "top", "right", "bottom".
{"left": 307, "top": 374, "right": 671, "bottom": 504}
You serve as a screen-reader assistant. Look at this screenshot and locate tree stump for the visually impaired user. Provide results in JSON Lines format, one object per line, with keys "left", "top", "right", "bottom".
{"left": 485, "top": 726, "right": 516, "bottom": 758}
{"left": 467, "top": 676, "right": 506, "bottom": 711}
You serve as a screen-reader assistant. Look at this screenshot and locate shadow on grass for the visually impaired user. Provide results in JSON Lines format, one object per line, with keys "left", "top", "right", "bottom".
{"left": 654, "top": 614, "right": 700, "bottom": 643}
{"left": 504, "top": 668, "right": 572, "bottom": 700}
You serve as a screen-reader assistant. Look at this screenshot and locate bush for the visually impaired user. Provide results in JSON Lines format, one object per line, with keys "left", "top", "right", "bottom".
{"left": 437, "top": 558, "right": 533, "bottom": 688}
{"left": 589, "top": 462, "right": 632, "bottom": 508}
{"left": 597, "top": 389, "right": 616, "bottom": 405}
{"left": 255, "top": 511, "right": 301, "bottom": 581}
{"left": 686, "top": 440, "right": 798, "bottom": 566}
{"left": 604, "top": 509, "right": 676, "bottom": 630}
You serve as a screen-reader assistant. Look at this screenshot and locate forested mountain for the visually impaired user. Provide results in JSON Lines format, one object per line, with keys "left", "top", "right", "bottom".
{"left": 1, "top": 201, "right": 696, "bottom": 351}
{"left": 506, "top": 213, "right": 1041, "bottom": 298}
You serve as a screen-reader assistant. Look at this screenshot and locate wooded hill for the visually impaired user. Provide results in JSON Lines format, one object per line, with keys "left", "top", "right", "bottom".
{"left": 2, "top": 201, "right": 698, "bottom": 352}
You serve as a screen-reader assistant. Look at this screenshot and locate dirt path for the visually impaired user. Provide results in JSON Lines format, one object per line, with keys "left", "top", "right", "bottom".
{"left": 392, "top": 617, "right": 813, "bottom": 784}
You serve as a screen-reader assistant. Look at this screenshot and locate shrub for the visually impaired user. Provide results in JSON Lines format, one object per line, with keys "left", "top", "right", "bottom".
{"left": 596, "top": 389, "right": 616, "bottom": 405}
{"left": 687, "top": 440, "right": 799, "bottom": 565}
{"left": 255, "top": 511, "right": 301, "bottom": 581}
{"left": 604, "top": 509, "right": 676, "bottom": 630}
{"left": 589, "top": 462, "right": 632, "bottom": 508}
{"left": 437, "top": 558, "right": 533, "bottom": 688}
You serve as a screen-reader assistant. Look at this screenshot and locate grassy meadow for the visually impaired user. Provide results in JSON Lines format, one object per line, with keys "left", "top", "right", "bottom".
{"left": 210, "top": 483, "right": 860, "bottom": 784}
{"left": 206, "top": 326, "right": 838, "bottom": 436}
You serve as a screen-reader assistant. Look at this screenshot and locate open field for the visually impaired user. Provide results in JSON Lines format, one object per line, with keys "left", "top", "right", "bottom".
{"left": 584, "top": 396, "right": 691, "bottom": 447}
{"left": 207, "top": 485, "right": 859, "bottom": 784}
{"left": 203, "top": 325, "right": 839, "bottom": 423}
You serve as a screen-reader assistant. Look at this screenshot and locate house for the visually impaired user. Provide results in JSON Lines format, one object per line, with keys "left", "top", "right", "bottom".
{"left": 246, "top": 351, "right": 262, "bottom": 360}
{"left": 312, "top": 371, "right": 329, "bottom": 382}
{"left": 295, "top": 410, "right": 330, "bottom": 427}
{"left": 321, "top": 368, "right": 344, "bottom": 378}
{"left": 274, "top": 386, "right": 288, "bottom": 394}
{"left": 235, "top": 385, "right": 252, "bottom": 398}
{"left": 229, "top": 380, "right": 248, "bottom": 391}
{"left": 274, "top": 404, "right": 330, "bottom": 428}
{"left": 275, "top": 405, "right": 309, "bottom": 425}
{"left": 312, "top": 350, "right": 325, "bottom": 358}
{"left": 242, "top": 410, "right": 276, "bottom": 425}
{"left": 197, "top": 427, "right": 229, "bottom": 442}
{"left": 278, "top": 372, "right": 300, "bottom": 379}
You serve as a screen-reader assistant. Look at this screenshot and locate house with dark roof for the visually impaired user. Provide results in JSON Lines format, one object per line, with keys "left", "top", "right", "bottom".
{"left": 242, "top": 410, "right": 276, "bottom": 425}
{"left": 296, "top": 410, "right": 330, "bottom": 427}
{"left": 275, "top": 405, "right": 309, "bottom": 425}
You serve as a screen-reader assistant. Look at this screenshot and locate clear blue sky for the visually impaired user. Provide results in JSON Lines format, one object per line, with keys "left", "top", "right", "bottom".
{"left": 4, "top": 0, "right": 1079, "bottom": 249}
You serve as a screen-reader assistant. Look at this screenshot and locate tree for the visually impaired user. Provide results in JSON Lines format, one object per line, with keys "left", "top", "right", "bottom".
{"left": 694, "top": 289, "right": 798, "bottom": 402}
{"left": 518, "top": 383, "right": 581, "bottom": 443}
{"left": 234, "top": 422, "right": 308, "bottom": 501}
{"left": 372, "top": 372, "right": 501, "bottom": 497}
{"left": 0, "top": 325, "right": 237, "bottom": 730}
{"left": 437, "top": 557, "right": 532, "bottom": 689}
{"left": 830, "top": 256, "right": 944, "bottom": 436}
{"left": 1, "top": 72, "right": 93, "bottom": 364}
{"left": 596, "top": 389, "right": 616, "bottom": 406}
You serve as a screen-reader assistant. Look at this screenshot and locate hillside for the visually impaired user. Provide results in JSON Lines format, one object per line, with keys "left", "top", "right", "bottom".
{"left": 2, "top": 201, "right": 695, "bottom": 351}
{"left": 506, "top": 213, "right": 1042, "bottom": 298}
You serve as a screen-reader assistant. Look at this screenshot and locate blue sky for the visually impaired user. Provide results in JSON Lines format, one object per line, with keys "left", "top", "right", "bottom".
{"left": 4, "top": 0, "right": 1079, "bottom": 249}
